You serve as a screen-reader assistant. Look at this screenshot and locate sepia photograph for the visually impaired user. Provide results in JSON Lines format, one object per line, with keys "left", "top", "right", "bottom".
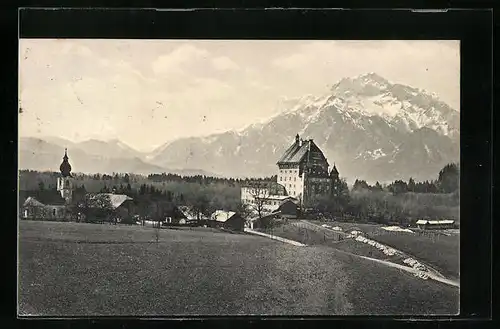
{"left": 18, "top": 39, "right": 460, "bottom": 316}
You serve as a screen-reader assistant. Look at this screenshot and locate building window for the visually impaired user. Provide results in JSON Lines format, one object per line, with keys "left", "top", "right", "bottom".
{"left": 294, "top": 177, "right": 296, "bottom": 181}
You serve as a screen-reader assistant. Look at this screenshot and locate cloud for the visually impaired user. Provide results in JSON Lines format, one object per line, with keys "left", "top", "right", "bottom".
{"left": 211, "top": 56, "right": 240, "bottom": 71}
{"left": 151, "top": 44, "right": 210, "bottom": 75}
{"left": 269, "top": 40, "right": 460, "bottom": 108}
{"left": 272, "top": 53, "right": 309, "bottom": 70}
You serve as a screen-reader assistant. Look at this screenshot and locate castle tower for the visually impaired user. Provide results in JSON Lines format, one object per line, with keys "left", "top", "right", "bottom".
{"left": 330, "top": 163, "right": 339, "bottom": 180}
{"left": 57, "top": 148, "right": 73, "bottom": 204}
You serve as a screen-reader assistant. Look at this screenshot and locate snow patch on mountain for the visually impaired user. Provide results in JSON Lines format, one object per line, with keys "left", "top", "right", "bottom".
{"left": 424, "top": 144, "right": 431, "bottom": 156}
{"left": 355, "top": 148, "right": 387, "bottom": 161}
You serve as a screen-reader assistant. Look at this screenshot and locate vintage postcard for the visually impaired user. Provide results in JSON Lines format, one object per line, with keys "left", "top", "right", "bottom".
{"left": 18, "top": 39, "right": 460, "bottom": 316}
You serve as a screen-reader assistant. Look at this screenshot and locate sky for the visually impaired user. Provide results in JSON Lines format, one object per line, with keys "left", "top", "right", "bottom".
{"left": 19, "top": 39, "right": 460, "bottom": 152}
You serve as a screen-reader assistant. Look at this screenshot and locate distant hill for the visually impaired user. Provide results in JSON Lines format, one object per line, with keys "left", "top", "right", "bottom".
{"left": 18, "top": 137, "right": 218, "bottom": 177}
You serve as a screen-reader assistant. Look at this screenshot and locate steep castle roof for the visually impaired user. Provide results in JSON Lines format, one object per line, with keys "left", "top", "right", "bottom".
{"left": 277, "top": 135, "right": 329, "bottom": 166}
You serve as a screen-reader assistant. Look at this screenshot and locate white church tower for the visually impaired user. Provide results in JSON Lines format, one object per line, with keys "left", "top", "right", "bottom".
{"left": 57, "top": 148, "right": 73, "bottom": 204}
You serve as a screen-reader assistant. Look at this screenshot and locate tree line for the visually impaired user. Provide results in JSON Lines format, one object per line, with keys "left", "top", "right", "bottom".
{"left": 311, "top": 163, "right": 460, "bottom": 225}
{"left": 352, "top": 163, "right": 459, "bottom": 194}
{"left": 20, "top": 163, "right": 459, "bottom": 226}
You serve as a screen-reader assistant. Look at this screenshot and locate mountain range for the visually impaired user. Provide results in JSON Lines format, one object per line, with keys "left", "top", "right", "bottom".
{"left": 19, "top": 73, "right": 459, "bottom": 183}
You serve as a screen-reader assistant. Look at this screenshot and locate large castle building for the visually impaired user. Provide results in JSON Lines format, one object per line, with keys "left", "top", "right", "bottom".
{"left": 241, "top": 134, "right": 340, "bottom": 214}
{"left": 277, "top": 134, "right": 339, "bottom": 207}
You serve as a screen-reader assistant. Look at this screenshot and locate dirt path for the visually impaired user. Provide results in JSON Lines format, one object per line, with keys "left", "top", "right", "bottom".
{"left": 244, "top": 228, "right": 306, "bottom": 246}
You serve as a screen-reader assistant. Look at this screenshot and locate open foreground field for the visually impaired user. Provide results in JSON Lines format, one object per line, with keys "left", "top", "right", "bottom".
{"left": 18, "top": 221, "right": 458, "bottom": 316}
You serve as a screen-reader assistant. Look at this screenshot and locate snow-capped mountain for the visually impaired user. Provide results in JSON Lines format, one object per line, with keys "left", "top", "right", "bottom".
{"left": 19, "top": 73, "right": 459, "bottom": 183}
{"left": 149, "top": 73, "right": 459, "bottom": 183}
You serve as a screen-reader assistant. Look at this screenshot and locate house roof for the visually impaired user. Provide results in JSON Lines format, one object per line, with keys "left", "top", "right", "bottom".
{"left": 19, "top": 190, "right": 67, "bottom": 206}
{"left": 23, "top": 196, "right": 46, "bottom": 207}
{"left": 416, "top": 220, "right": 455, "bottom": 225}
{"left": 178, "top": 206, "right": 208, "bottom": 219}
{"left": 249, "top": 211, "right": 281, "bottom": 222}
{"left": 266, "top": 196, "right": 297, "bottom": 202}
{"left": 92, "top": 193, "right": 133, "bottom": 209}
{"left": 211, "top": 210, "right": 237, "bottom": 222}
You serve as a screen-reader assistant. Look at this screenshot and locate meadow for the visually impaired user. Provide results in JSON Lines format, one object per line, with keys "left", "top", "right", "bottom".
{"left": 18, "top": 220, "right": 458, "bottom": 316}
{"left": 306, "top": 220, "right": 460, "bottom": 280}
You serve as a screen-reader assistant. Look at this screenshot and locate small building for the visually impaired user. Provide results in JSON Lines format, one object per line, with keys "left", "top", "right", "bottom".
{"left": 153, "top": 203, "right": 187, "bottom": 225}
{"left": 178, "top": 206, "right": 209, "bottom": 221}
{"left": 80, "top": 193, "right": 134, "bottom": 223}
{"left": 21, "top": 196, "right": 68, "bottom": 220}
{"left": 210, "top": 210, "right": 245, "bottom": 232}
{"left": 416, "top": 219, "right": 456, "bottom": 230}
{"left": 277, "top": 199, "right": 299, "bottom": 218}
{"left": 248, "top": 211, "right": 281, "bottom": 230}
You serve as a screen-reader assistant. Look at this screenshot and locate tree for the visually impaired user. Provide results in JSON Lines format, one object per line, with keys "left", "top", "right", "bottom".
{"left": 248, "top": 181, "right": 270, "bottom": 219}
{"left": 236, "top": 202, "right": 253, "bottom": 228}
{"left": 77, "top": 193, "right": 114, "bottom": 223}
{"left": 373, "top": 181, "right": 383, "bottom": 191}
{"left": 333, "top": 178, "right": 350, "bottom": 206}
{"left": 192, "top": 194, "right": 212, "bottom": 221}
{"left": 388, "top": 180, "right": 408, "bottom": 195}
{"left": 310, "top": 194, "right": 332, "bottom": 218}
{"left": 437, "top": 163, "right": 459, "bottom": 193}
{"left": 352, "top": 179, "right": 370, "bottom": 191}
{"left": 408, "top": 177, "right": 416, "bottom": 192}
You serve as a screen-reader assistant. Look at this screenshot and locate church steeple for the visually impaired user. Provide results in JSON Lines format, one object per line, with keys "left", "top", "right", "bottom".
{"left": 59, "top": 148, "right": 72, "bottom": 177}
{"left": 57, "top": 148, "right": 74, "bottom": 204}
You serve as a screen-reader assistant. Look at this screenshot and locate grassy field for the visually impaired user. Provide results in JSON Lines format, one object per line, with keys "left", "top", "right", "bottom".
{"left": 307, "top": 220, "right": 460, "bottom": 280}
{"left": 18, "top": 220, "right": 458, "bottom": 316}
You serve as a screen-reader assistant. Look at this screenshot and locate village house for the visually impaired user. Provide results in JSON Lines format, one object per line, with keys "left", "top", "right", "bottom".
{"left": 276, "top": 199, "right": 299, "bottom": 218}
{"left": 82, "top": 193, "right": 134, "bottom": 223}
{"left": 210, "top": 210, "right": 246, "bottom": 232}
{"left": 415, "top": 219, "right": 456, "bottom": 230}
{"left": 178, "top": 205, "right": 210, "bottom": 225}
{"left": 21, "top": 195, "right": 68, "bottom": 220}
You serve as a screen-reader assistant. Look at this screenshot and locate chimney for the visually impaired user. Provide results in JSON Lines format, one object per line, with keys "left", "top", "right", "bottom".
{"left": 299, "top": 138, "right": 303, "bottom": 147}
{"left": 295, "top": 134, "right": 299, "bottom": 144}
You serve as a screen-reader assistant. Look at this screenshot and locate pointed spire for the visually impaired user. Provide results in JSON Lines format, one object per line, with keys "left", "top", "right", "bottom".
{"left": 330, "top": 163, "right": 339, "bottom": 177}
{"left": 60, "top": 148, "right": 72, "bottom": 177}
